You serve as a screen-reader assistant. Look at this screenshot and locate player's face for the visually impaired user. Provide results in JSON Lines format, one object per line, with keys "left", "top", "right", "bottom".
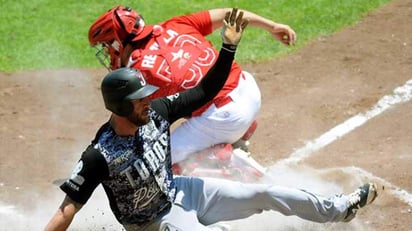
{"left": 126, "top": 97, "right": 151, "bottom": 126}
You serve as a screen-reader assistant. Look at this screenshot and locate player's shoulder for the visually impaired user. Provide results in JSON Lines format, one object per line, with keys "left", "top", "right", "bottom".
{"left": 165, "top": 10, "right": 210, "bottom": 27}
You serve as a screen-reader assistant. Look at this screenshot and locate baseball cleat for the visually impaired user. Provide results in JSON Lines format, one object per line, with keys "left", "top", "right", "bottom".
{"left": 343, "top": 182, "right": 378, "bottom": 222}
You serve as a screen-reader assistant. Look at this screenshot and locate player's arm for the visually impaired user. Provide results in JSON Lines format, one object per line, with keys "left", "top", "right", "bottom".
{"left": 209, "top": 8, "right": 296, "bottom": 46}
{"left": 44, "top": 144, "right": 109, "bottom": 231}
{"left": 44, "top": 196, "right": 83, "bottom": 231}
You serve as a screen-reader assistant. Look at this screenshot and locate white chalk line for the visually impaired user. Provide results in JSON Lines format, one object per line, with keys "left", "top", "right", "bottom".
{"left": 278, "top": 79, "right": 412, "bottom": 207}
{"left": 281, "top": 79, "right": 412, "bottom": 164}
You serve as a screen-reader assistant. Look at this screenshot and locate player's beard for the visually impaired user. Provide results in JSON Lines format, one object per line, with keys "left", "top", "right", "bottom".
{"left": 126, "top": 107, "right": 150, "bottom": 127}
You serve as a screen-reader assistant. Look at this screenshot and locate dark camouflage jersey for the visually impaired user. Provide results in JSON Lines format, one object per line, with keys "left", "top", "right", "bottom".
{"left": 61, "top": 109, "right": 175, "bottom": 225}
{"left": 97, "top": 109, "right": 175, "bottom": 224}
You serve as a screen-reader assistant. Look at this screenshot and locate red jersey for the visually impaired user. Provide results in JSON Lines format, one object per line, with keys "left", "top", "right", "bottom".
{"left": 127, "top": 10, "right": 242, "bottom": 115}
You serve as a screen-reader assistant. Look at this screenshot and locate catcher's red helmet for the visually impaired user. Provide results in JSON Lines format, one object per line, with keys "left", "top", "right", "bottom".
{"left": 88, "top": 6, "right": 153, "bottom": 70}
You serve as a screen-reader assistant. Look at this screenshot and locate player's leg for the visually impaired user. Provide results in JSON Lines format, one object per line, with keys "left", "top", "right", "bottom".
{"left": 199, "top": 177, "right": 349, "bottom": 224}
{"left": 170, "top": 71, "right": 261, "bottom": 164}
{"left": 229, "top": 71, "right": 261, "bottom": 151}
{"left": 123, "top": 204, "right": 215, "bottom": 231}
{"left": 128, "top": 178, "right": 229, "bottom": 231}
{"left": 155, "top": 204, "right": 213, "bottom": 231}
{"left": 173, "top": 176, "right": 375, "bottom": 225}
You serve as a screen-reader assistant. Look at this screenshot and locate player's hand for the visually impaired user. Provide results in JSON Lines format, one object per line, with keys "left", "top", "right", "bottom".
{"left": 221, "top": 8, "right": 249, "bottom": 45}
{"left": 270, "top": 23, "right": 297, "bottom": 46}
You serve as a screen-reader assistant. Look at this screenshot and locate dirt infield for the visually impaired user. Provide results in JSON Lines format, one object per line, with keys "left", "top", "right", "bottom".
{"left": 0, "top": 0, "right": 411, "bottom": 230}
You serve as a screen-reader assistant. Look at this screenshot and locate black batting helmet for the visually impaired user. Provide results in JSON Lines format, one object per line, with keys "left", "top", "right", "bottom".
{"left": 101, "top": 67, "right": 159, "bottom": 116}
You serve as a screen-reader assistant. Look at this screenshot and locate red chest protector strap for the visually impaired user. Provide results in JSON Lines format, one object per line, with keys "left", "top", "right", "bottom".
{"left": 130, "top": 26, "right": 209, "bottom": 82}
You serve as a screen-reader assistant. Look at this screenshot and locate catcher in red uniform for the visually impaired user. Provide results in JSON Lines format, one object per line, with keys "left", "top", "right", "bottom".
{"left": 88, "top": 6, "right": 296, "bottom": 165}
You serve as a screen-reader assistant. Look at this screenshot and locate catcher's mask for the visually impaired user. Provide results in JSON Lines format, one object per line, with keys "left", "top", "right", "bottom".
{"left": 101, "top": 67, "right": 158, "bottom": 117}
{"left": 88, "top": 6, "right": 153, "bottom": 71}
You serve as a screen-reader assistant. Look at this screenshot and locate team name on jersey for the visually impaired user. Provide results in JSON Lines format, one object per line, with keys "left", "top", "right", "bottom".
{"left": 132, "top": 181, "right": 160, "bottom": 210}
{"left": 120, "top": 133, "right": 168, "bottom": 188}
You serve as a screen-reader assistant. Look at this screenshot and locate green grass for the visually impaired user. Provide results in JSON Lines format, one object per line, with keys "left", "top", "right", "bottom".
{"left": 0, "top": 0, "right": 392, "bottom": 72}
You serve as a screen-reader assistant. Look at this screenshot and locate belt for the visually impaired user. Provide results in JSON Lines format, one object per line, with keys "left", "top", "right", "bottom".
{"left": 214, "top": 95, "right": 233, "bottom": 108}
{"left": 213, "top": 72, "right": 246, "bottom": 108}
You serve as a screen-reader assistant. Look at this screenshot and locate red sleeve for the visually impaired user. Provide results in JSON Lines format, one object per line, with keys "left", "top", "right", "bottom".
{"left": 168, "top": 10, "right": 213, "bottom": 36}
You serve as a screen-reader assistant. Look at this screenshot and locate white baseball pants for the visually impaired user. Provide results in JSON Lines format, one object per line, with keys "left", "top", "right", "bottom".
{"left": 171, "top": 71, "right": 261, "bottom": 164}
